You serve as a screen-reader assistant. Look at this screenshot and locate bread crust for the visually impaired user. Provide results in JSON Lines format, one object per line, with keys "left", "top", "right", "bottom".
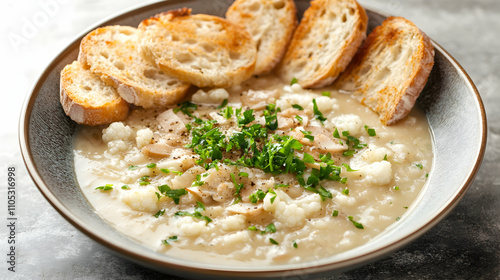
{"left": 277, "top": 0, "right": 368, "bottom": 88}
{"left": 78, "top": 25, "right": 190, "bottom": 108}
{"left": 60, "top": 61, "right": 129, "bottom": 126}
{"left": 226, "top": 0, "right": 298, "bottom": 75}
{"left": 335, "top": 17, "right": 435, "bottom": 125}
{"left": 138, "top": 9, "right": 257, "bottom": 88}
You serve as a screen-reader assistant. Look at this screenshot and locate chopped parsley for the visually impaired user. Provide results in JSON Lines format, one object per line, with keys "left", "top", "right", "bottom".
{"left": 157, "top": 184, "right": 188, "bottom": 204}
{"left": 146, "top": 163, "right": 156, "bottom": 168}
{"left": 191, "top": 174, "right": 205, "bottom": 187}
{"left": 161, "top": 236, "right": 178, "bottom": 245}
{"left": 364, "top": 125, "right": 376, "bottom": 136}
{"left": 139, "top": 176, "right": 150, "bottom": 185}
{"left": 332, "top": 210, "right": 339, "bottom": 217}
{"left": 301, "top": 130, "right": 314, "bottom": 142}
{"left": 295, "top": 115, "right": 303, "bottom": 123}
{"left": 175, "top": 201, "right": 212, "bottom": 224}
{"left": 95, "top": 184, "right": 113, "bottom": 191}
{"left": 348, "top": 216, "right": 364, "bottom": 229}
{"left": 217, "top": 98, "right": 228, "bottom": 109}
{"left": 128, "top": 165, "right": 138, "bottom": 170}
{"left": 231, "top": 173, "right": 245, "bottom": 204}
{"left": 415, "top": 163, "right": 423, "bottom": 169}
{"left": 261, "top": 223, "right": 276, "bottom": 234}
{"left": 342, "top": 163, "right": 358, "bottom": 172}
{"left": 312, "top": 99, "right": 327, "bottom": 124}
{"left": 394, "top": 186, "right": 400, "bottom": 190}
{"left": 322, "top": 91, "right": 331, "bottom": 97}
{"left": 292, "top": 104, "right": 304, "bottom": 110}
{"left": 121, "top": 185, "right": 130, "bottom": 190}
{"left": 153, "top": 209, "right": 165, "bottom": 218}
{"left": 290, "top": 77, "right": 298, "bottom": 85}
{"left": 222, "top": 106, "right": 233, "bottom": 119}
{"left": 269, "top": 238, "right": 279, "bottom": 245}
{"left": 342, "top": 188, "right": 350, "bottom": 195}
{"left": 293, "top": 240, "right": 298, "bottom": 248}
{"left": 249, "top": 189, "right": 267, "bottom": 204}
{"left": 396, "top": 217, "right": 401, "bottom": 221}
{"left": 174, "top": 101, "right": 198, "bottom": 117}
{"left": 238, "top": 172, "right": 249, "bottom": 177}
{"left": 383, "top": 154, "right": 388, "bottom": 161}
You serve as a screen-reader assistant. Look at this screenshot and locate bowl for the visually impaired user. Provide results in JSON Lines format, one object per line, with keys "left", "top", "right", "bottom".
{"left": 19, "top": 0, "right": 487, "bottom": 278}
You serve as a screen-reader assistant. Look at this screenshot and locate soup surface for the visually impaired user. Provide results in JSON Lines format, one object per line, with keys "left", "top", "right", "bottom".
{"left": 74, "top": 75, "right": 433, "bottom": 265}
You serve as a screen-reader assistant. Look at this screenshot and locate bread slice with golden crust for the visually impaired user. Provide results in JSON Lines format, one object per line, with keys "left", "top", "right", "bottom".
{"left": 277, "top": 0, "right": 367, "bottom": 88}
{"left": 78, "top": 25, "right": 190, "bottom": 108}
{"left": 138, "top": 8, "right": 257, "bottom": 88}
{"left": 226, "top": 0, "right": 298, "bottom": 75}
{"left": 60, "top": 61, "right": 129, "bottom": 125}
{"left": 334, "top": 17, "right": 435, "bottom": 125}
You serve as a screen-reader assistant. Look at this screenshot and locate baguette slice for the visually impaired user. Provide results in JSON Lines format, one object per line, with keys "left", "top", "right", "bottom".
{"left": 277, "top": 0, "right": 367, "bottom": 88}
{"left": 138, "top": 8, "right": 256, "bottom": 88}
{"left": 334, "top": 17, "right": 435, "bottom": 125}
{"left": 60, "top": 61, "right": 129, "bottom": 125}
{"left": 226, "top": 0, "right": 298, "bottom": 75}
{"left": 78, "top": 25, "right": 190, "bottom": 108}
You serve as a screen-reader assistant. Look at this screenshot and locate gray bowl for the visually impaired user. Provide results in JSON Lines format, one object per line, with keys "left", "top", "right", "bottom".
{"left": 19, "top": 1, "right": 487, "bottom": 279}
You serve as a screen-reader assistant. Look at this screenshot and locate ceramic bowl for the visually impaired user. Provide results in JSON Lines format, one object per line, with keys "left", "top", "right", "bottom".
{"left": 19, "top": 1, "right": 486, "bottom": 278}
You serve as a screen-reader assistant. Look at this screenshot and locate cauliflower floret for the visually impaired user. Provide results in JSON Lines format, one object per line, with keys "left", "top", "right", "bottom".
{"left": 136, "top": 128, "right": 154, "bottom": 148}
{"left": 191, "top": 88, "right": 229, "bottom": 104}
{"left": 223, "top": 231, "right": 251, "bottom": 246}
{"left": 283, "top": 83, "right": 305, "bottom": 93}
{"left": 310, "top": 96, "right": 338, "bottom": 113}
{"left": 263, "top": 190, "right": 322, "bottom": 227}
{"left": 176, "top": 216, "right": 207, "bottom": 237}
{"left": 331, "top": 114, "right": 363, "bottom": 135}
{"left": 106, "top": 140, "right": 128, "bottom": 154}
{"left": 220, "top": 214, "right": 246, "bottom": 232}
{"left": 102, "top": 122, "right": 133, "bottom": 143}
{"left": 276, "top": 93, "right": 313, "bottom": 111}
{"left": 121, "top": 186, "right": 160, "bottom": 212}
{"left": 361, "top": 161, "right": 393, "bottom": 185}
{"left": 390, "top": 143, "right": 411, "bottom": 164}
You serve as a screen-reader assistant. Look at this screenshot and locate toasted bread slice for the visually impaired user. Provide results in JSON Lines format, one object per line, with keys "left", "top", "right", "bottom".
{"left": 60, "top": 61, "right": 129, "bottom": 125}
{"left": 138, "top": 8, "right": 256, "bottom": 88}
{"left": 226, "top": 0, "right": 298, "bottom": 75}
{"left": 334, "top": 17, "right": 435, "bottom": 125}
{"left": 277, "top": 0, "right": 367, "bottom": 88}
{"left": 78, "top": 25, "right": 190, "bottom": 108}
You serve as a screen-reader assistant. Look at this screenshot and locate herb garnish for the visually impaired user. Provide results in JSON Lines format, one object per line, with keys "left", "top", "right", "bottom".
{"left": 217, "top": 99, "right": 228, "bottom": 109}
{"left": 347, "top": 216, "right": 364, "bottom": 229}
{"left": 364, "top": 125, "right": 376, "bottom": 136}
{"left": 312, "top": 99, "right": 327, "bottom": 124}
{"left": 153, "top": 209, "right": 165, "bottom": 218}
{"left": 175, "top": 201, "right": 212, "bottom": 224}
{"left": 292, "top": 104, "right": 304, "bottom": 110}
{"left": 157, "top": 184, "right": 188, "bottom": 204}
{"left": 95, "top": 184, "right": 113, "bottom": 191}
{"left": 161, "top": 236, "right": 178, "bottom": 245}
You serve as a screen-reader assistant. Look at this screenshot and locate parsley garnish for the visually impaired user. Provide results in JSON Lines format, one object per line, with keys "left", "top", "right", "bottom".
{"left": 261, "top": 223, "right": 277, "bottom": 234}
{"left": 249, "top": 189, "right": 267, "bottom": 203}
{"left": 290, "top": 77, "right": 298, "bottom": 85}
{"left": 153, "top": 209, "right": 165, "bottom": 218}
{"left": 191, "top": 174, "right": 205, "bottom": 187}
{"left": 301, "top": 130, "right": 314, "bottom": 142}
{"left": 293, "top": 240, "right": 298, "bottom": 248}
{"left": 175, "top": 201, "right": 212, "bottom": 224}
{"left": 231, "top": 173, "right": 245, "bottom": 204}
{"left": 147, "top": 163, "right": 156, "bottom": 168}
{"left": 312, "top": 99, "right": 327, "bottom": 124}
{"left": 269, "top": 238, "right": 279, "bottom": 245}
{"left": 217, "top": 99, "right": 228, "bottom": 109}
{"left": 157, "top": 184, "right": 188, "bottom": 204}
{"left": 342, "top": 163, "right": 358, "bottom": 172}
{"left": 222, "top": 106, "right": 233, "bottom": 119}
{"left": 161, "top": 236, "right": 178, "bottom": 245}
{"left": 322, "top": 91, "right": 331, "bottom": 97}
{"left": 364, "top": 125, "right": 376, "bottom": 136}
{"left": 139, "top": 176, "right": 150, "bottom": 185}
{"left": 121, "top": 185, "right": 130, "bottom": 190}
{"left": 128, "top": 165, "right": 138, "bottom": 170}
{"left": 415, "top": 163, "right": 423, "bottom": 169}
{"left": 292, "top": 104, "right": 304, "bottom": 110}
{"left": 95, "top": 184, "right": 113, "bottom": 191}
{"left": 295, "top": 115, "right": 303, "bottom": 123}
{"left": 348, "top": 216, "right": 364, "bottom": 229}
{"left": 174, "top": 101, "right": 197, "bottom": 117}
{"left": 332, "top": 210, "right": 339, "bottom": 217}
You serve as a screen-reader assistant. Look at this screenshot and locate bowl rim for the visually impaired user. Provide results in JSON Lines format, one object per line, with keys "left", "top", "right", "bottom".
{"left": 18, "top": 1, "right": 487, "bottom": 277}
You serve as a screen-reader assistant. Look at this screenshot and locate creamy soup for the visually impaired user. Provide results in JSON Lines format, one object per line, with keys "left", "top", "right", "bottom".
{"left": 74, "top": 75, "right": 433, "bottom": 265}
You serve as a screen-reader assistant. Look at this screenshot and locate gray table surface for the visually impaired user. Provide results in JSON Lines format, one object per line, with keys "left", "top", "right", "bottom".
{"left": 1, "top": 0, "right": 498, "bottom": 279}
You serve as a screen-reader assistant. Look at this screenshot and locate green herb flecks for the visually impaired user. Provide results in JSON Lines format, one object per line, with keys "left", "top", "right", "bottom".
{"left": 174, "top": 201, "right": 212, "bottom": 224}
{"left": 95, "top": 184, "right": 113, "bottom": 191}
{"left": 161, "top": 236, "right": 178, "bottom": 245}
{"left": 157, "top": 184, "right": 188, "bottom": 204}
{"left": 348, "top": 216, "right": 364, "bottom": 229}
{"left": 312, "top": 99, "right": 327, "bottom": 124}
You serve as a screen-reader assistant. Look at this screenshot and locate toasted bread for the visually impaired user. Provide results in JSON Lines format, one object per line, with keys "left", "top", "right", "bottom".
{"left": 60, "top": 61, "right": 129, "bottom": 125}
{"left": 138, "top": 8, "right": 257, "bottom": 88}
{"left": 226, "top": 0, "right": 298, "bottom": 75}
{"left": 334, "top": 17, "right": 435, "bottom": 125}
{"left": 78, "top": 25, "right": 190, "bottom": 108}
{"left": 277, "top": 0, "right": 367, "bottom": 88}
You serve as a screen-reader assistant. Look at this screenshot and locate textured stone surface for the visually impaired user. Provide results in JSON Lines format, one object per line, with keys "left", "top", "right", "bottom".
{"left": 1, "top": 0, "right": 498, "bottom": 279}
